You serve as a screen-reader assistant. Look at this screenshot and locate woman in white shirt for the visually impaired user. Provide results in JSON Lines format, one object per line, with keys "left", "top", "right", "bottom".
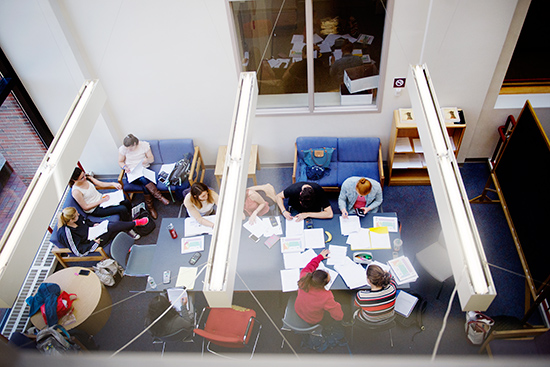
{"left": 118, "top": 134, "right": 169, "bottom": 219}
{"left": 183, "top": 182, "right": 219, "bottom": 228}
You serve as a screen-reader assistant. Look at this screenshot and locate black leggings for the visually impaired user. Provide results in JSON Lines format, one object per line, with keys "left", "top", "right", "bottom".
{"left": 89, "top": 199, "right": 132, "bottom": 221}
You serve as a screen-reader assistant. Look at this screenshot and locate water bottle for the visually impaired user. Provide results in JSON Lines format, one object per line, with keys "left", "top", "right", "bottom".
{"left": 147, "top": 276, "right": 157, "bottom": 289}
{"left": 168, "top": 223, "right": 178, "bottom": 239}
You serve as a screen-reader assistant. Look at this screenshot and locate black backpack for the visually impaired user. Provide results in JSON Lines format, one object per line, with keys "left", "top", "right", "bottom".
{"left": 168, "top": 154, "right": 192, "bottom": 186}
{"left": 396, "top": 292, "right": 427, "bottom": 340}
{"left": 133, "top": 207, "right": 156, "bottom": 236}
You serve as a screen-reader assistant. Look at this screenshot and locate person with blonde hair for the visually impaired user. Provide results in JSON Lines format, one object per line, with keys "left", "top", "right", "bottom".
{"left": 354, "top": 264, "right": 397, "bottom": 323}
{"left": 57, "top": 207, "right": 149, "bottom": 256}
{"left": 338, "top": 176, "right": 382, "bottom": 218}
{"left": 118, "top": 133, "right": 169, "bottom": 219}
{"left": 183, "top": 182, "right": 219, "bottom": 228}
{"left": 295, "top": 249, "right": 343, "bottom": 325}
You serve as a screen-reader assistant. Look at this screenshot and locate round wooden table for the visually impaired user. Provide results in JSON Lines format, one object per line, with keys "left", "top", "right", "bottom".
{"left": 30, "top": 267, "right": 112, "bottom": 335}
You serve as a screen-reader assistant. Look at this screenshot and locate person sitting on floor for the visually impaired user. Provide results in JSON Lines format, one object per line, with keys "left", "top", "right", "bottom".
{"left": 295, "top": 249, "right": 343, "bottom": 326}
{"left": 183, "top": 182, "right": 219, "bottom": 228}
{"left": 354, "top": 264, "right": 397, "bottom": 323}
{"left": 57, "top": 207, "right": 149, "bottom": 256}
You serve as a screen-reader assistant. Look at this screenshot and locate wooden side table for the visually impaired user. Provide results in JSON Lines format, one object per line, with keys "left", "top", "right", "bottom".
{"left": 214, "top": 144, "right": 261, "bottom": 187}
{"left": 30, "top": 267, "right": 112, "bottom": 335}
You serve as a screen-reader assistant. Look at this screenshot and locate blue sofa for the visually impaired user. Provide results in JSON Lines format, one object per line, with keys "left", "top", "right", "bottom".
{"left": 50, "top": 188, "right": 119, "bottom": 267}
{"left": 117, "top": 139, "right": 205, "bottom": 200}
{"left": 293, "top": 137, "right": 384, "bottom": 189}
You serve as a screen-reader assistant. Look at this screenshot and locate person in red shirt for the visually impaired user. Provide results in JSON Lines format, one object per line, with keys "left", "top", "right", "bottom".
{"left": 294, "top": 249, "right": 344, "bottom": 325}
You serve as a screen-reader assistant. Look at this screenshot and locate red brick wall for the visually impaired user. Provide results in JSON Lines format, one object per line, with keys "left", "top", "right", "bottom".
{"left": 0, "top": 93, "right": 47, "bottom": 186}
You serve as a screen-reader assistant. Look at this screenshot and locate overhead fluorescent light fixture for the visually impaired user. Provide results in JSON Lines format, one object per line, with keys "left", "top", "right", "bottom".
{"left": 203, "top": 72, "right": 258, "bottom": 307}
{"left": 408, "top": 65, "right": 496, "bottom": 311}
{"left": 0, "top": 80, "right": 106, "bottom": 307}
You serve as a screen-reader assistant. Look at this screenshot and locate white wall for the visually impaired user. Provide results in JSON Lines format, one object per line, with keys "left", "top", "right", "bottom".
{"left": 1, "top": 0, "right": 545, "bottom": 173}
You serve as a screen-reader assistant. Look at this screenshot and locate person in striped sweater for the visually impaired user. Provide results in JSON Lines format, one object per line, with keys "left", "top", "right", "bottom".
{"left": 354, "top": 264, "right": 397, "bottom": 323}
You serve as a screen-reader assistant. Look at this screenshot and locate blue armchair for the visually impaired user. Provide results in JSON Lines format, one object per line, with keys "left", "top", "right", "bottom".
{"left": 293, "top": 137, "right": 384, "bottom": 190}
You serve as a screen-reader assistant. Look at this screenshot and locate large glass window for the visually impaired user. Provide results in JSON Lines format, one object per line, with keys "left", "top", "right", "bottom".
{"left": 230, "top": 0, "right": 387, "bottom": 111}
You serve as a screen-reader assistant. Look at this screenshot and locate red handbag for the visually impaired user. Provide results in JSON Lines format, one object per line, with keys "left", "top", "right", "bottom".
{"left": 41, "top": 291, "right": 77, "bottom": 325}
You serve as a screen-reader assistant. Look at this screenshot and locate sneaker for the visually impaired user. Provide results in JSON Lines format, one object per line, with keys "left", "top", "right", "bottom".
{"left": 134, "top": 217, "right": 149, "bottom": 226}
{"left": 129, "top": 230, "right": 141, "bottom": 240}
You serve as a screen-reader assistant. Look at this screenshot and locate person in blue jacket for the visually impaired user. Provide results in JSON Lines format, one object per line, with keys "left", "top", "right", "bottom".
{"left": 338, "top": 177, "right": 382, "bottom": 218}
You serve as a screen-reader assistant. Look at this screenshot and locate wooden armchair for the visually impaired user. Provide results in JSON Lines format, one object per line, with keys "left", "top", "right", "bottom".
{"left": 52, "top": 247, "right": 109, "bottom": 269}
{"left": 479, "top": 327, "right": 549, "bottom": 357}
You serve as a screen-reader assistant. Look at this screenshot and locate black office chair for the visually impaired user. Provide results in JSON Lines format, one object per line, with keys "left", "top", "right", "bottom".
{"left": 351, "top": 308, "right": 396, "bottom": 348}
{"left": 280, "top": 293, "right": 323, "bottom": 348}
{"left": 144, "top": 292, "right": 196, "bottom": 356}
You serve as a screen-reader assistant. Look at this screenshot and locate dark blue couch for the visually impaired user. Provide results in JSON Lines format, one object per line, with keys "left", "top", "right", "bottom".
{"left": 293, "top": 137, "right": 384, "bottom": 189}
{"left": 117, "top": 139, "right": 205, "bottom": 200}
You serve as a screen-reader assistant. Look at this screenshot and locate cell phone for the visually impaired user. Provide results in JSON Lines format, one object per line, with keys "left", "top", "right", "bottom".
{"left": 249, "top": 233, "right": 260, "bottom": 243}
{"left": 269, "top": 216, "right": 278, "bottom": 227}
{"left": 357, "top": 208, "right": 366, "bottom": 217}
{"left": 189, "top": 252, "right": 201, "bottom": 265}
{"left": 163, "top": 270, "right": 171, "bottom": 284}
{"left": 305, "top": 218, "right": 313, "bottom": 229}
{"left": 78, "top": 269, "right": 90, "bottom": 276}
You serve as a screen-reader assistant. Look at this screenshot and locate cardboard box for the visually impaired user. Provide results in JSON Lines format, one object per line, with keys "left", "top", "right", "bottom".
{"left": 340, "top": 84, "right": 373, "bottom": 105}
{"left": 344, "top": 64, "right": 379, "bottom": 93}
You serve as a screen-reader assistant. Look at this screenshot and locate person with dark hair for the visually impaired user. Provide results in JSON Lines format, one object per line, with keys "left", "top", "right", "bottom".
{"left": 118, "top": 133, "right": 169, "bottom": 219}
{"left": 295, "top": 249, "right": 343, "bottom": 325}
{"left": 57, "top": 207, "right": 149, "bottom": 256}
{"left": 354, "top": 264, "right": 397, "bottom": 323}
{"left": 276, "top": 182, "right": 333, "bottom": 221}
{"left": 329, "top": 39, "right": 363, "bottom": 85}
{"left": 70, "top": 167, "right": 133, "bottom": 222}
{"left": 183, "top": 182, "right": 219, "bottom": 228}
{"left": 145, "top": 292, "right": 194, "bottom": 340}
{"left": 338, "top": 176, "right": 382, "bottom": 218}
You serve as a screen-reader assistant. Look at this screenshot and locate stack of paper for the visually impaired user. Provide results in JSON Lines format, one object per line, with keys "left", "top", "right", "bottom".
{"left": 281, "top": 237, "right": 304, "bottom": 253}
{"left": 318, "top": 262, "right": 339, "bottom": 290}
{"left": 395, "top": 137, "right": 413, "bottom": 153}
{"left": 394, "top": 290, "right": 419, "bottom": 318}
{"left": 127, "top": 159, "right": 156, "bottom": 184}
{"left": 99, "top": 190, "right": 124, "bottom": 208}
{"left": 303, "top": 228, "right": 325, "bottom": 249}
{"left": 167, "top": 288, "right": 188, "bottom": 312}
{"left": 280, "top": 268, "right": 300, "bottom": 292}
{"left": 326, "top": 245, "right": 348, "bottom": 265}
{"left": 184, "top": 215, "right": 215, "bottom": 236}
{"left": 372, "top": 216, "right": 399, "bottom": 232}
{"left": 283, "top": 249, "right": 317, "bottom": 269}
{"left": 181, "top": 235, "right": 205, "bottom": 254}
{"left": 339, "top": 216, "right": 361, "bottom": 235}
{"left": 333, "top": 257, "right": 368, "bottom": 289}
{"left": 286, "top": 219, "right": 304, "bottom": 237}
{"left": 347, "top": 227, "right": 391, "bottom": 250}
{"left": 87, "top": 220, "right": 108, "bottom": 240}
{"left": 175, "top": 267, "right": 198, "bottom": 290}
{"left": 388, "top": 256, "right": 418, "bottom": 285}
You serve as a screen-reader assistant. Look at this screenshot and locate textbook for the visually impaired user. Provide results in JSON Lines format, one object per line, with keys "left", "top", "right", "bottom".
{"left": 394, "top": 290, "right": 418, "bottom": 318}
{"left": 388, "top": 256, "right": 418, "bottom": 284}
